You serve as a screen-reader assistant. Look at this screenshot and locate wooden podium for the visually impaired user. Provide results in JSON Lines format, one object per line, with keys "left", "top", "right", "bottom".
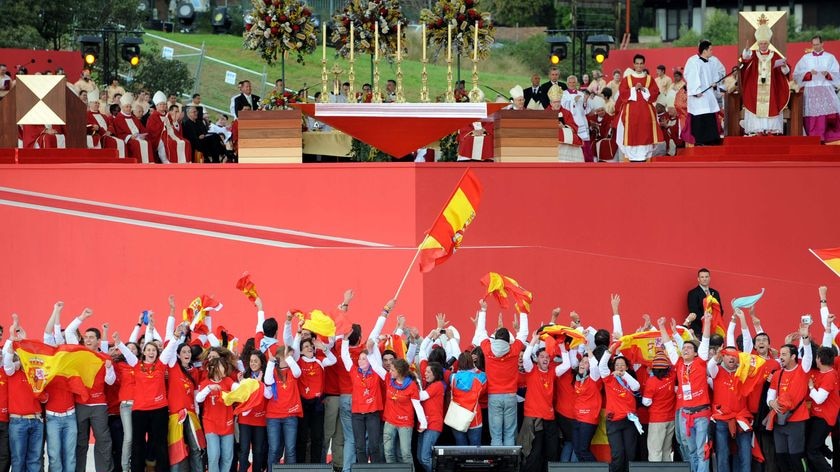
{"left": 493, "top": 110, "right": 558, "bottom": 162}
{"left": 0, "top": 76, "right": 86, "bottom": 148}
{"left": 237, "top": 109, "right": 303, "bottom": 163}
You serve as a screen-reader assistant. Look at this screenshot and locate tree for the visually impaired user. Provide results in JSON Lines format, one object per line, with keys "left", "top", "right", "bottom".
{"left": 489, "top": 0, "right": 554, "bottom": 27}
{"left": 130, "top": 44, "right": 194, "bottom": 97}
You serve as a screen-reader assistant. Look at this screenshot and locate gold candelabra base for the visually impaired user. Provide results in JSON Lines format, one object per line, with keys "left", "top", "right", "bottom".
{"left": 420, "top": 60, "right": 430, "bottom": 103}
{"left": 348, "top": 59, "right": 356, "bottom": 103}
{"left": 445, "top": 59, "right": 455, "bottom": 103}
{"left": 320, "top": 59, "right": 329, "bottom": 103}
{"left": 468, "top": 62, "right": 481, "bottom": 102}
{"left": 372, "top": 57, "right": 382, "bottom": 103}
{"left": 395, "top": 59, "right": 405, "bottom": 103}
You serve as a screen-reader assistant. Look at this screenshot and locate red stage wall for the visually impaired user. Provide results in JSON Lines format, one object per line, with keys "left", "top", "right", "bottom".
{"left": 1, "top": 163, "right": 839, "bottom": 345}
{"left": 0, "top": 49, "right": 84, "bottom": 80}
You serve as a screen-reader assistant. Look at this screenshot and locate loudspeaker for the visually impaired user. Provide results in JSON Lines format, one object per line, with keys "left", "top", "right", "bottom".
{"left": 351, "top": 465, "right": 413, "bottom": 471}
{"left": 629, "top": 463, "right": 689, "bottom": 471}
{"left": 271, "top": 465, "right": 333, "bottom": 471}
{"left": 548, "top": 463, "right": 609, "bottom": 471}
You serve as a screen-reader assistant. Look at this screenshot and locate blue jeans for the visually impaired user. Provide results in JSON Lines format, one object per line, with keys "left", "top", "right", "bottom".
{"left": 339, "top": 394, "right": 355, "bottom": 472}
{"left": 453, "top": 427, "right": 482, "bottom": 446}
{"left": 383, "top": 422, "right": 413, "bottom": 467}
{"left": 714, "top": 420, "right": 751, "bottom": 472}
{"left": 487, "top": 393, "right": 518, "bottom": 446}
{"left": 267, "top": 417, "right": 298, "bottom": 465}
{"left": 417, "top": 429, "right": 440, "bottom": 472}
{"left": 46, "top": 413, "right": 77, "bottom": 472}
{"left": 573, "top": 420, "right": 597, "bottom": 462}
{"left": 677, "top": 409, "right": 710, "bottom": 472}
{"left": 9, "top": 417, "right": 43, "bottom": 472}
{"left": 205, "top": 433, "right": 234, "bottom": 472}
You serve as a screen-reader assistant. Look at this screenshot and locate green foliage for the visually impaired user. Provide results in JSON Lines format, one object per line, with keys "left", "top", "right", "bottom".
{"left": 789, "top": 16, "right": 840, "bottom": 42}
{"left": 129, "top": 44, "right": 195, "bottom": 97}
{"left": 501, "top": 33, "right": 551, "bottom": 74}
{"left": 489, "top": 0, "right": 554, "bottom": 27}
{"left": 674, "top": 9, "right": 736, "bottom": 46}
{"left": 673, "top": 25, "right": 702, "bottom": 47}
{"left": 438, "top": 132, "right": 459, "bottom": 161}
{"left": 638, "top": 27, "right": 660, "bottom": 37}
{"left": 349, "top": 138, "right": 393, "bottom": 162}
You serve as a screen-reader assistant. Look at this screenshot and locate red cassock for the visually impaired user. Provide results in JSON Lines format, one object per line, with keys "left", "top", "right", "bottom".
{"left": 457, "top": 121, "right": 495, "bottom": 161}
{"left": 21, "top": 125, "right": 65, "bottom": 149}
{"left": 615, "top": 74, "right": 664, "bottom": 146}
{"left": 162, "top": 115, "right": 191, "bottom": 163}
{"left": 112, "top": 112, "right": 153, "bottom": 163}
{"left": 587, "top": 112, "right": 616, "bottom": 160}
{"left": 86, "top": 111, "right": 126, "bottom": 157}
{"left": 145, "top": 110, "right": 167, "bottom": 161}
{"left": 558, "top": 109, "right": 583, "bottom": 146}
{"left": 740, "top": 50, "right": 790, "bottom": 118}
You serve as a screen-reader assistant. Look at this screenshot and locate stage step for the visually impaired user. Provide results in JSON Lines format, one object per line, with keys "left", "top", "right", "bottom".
{"left": 680, "top": 144, "right": 834, "bottom": 156}
{"left": 722, "top": 136, "right": 821, "bottom": 146}
{"left": 660, "top": 153, "right": 838, "bottom": 162}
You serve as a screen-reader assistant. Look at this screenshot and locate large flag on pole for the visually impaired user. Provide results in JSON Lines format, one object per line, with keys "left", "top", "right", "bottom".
{"left": 810, "top": 247, "right": 840, "bottom": 278}
{"left": 418, "top": 169, "right": 483, "bottom": 272}
{"left": 13, "top": 340, "right": 106, "bottom": 394}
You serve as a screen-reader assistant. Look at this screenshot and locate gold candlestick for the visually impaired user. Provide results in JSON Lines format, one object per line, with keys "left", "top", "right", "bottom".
{"left": 331, "top": 63, "right": 343, "bottom": 97}
{"left": 420, "top": 59, "right": 430, "bottom": 103}
{"left": 320, "top": 24, "right": 329, "bottom": 103}
{"left": 348, "top": 23, "right": 355, "bottom": 101}
{"left": 372, "top": 22, "right": 381, "bottom": 103}
{"left": 468, "top": 62, "right": 481, "bottom": 102}
{"left": 395, "top": 22, "right": 404, "bottom": 103}
{"left": 445, "top": 23, "right": 454, "bottom": 103}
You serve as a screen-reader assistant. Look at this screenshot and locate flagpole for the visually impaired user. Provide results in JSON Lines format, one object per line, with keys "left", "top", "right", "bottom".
{"left": 394, "top": 236, "right": 427, "bottom": 301}
{"left": 809, "top": 248, "right": 840, "bottom": 278}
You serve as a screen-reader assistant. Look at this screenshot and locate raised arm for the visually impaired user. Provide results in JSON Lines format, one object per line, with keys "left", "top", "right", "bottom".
{"left": 516, "top": 312, "right": 529, "bottom": 344}
{"left": 114, "top": 332, "right": 138, "bottom": 367}
{"left": 588, "top": 348, "right": 601, "bottom": 381}
{"left": 161, "top": 324, "right": 186, "bottom": 367}
{"left": 340, "top": 336, "right": 353, "bottom": 371}
{"left": 255, "top": 296, "right": 265, "bottom": 333}
{"left": 283, "top": 312, "right": 295, "bottom": 347}
{"left": 165, "top": 295, "right": 176, "bottom": 343}
{"left": 598, "top": 349, "right": 612, "bottom": 379}
{"left": 698, "top": 313, "right": 711, "bottom": 361}
{"left": 472, "top": 299, "right": 489, "bottom": 346}
{"left": 800, "top": 324, "right": 813, "bottom": 374}
{"left": 522, "top": 334, "right": 538, "bottom": 373}
{"left": 367, "top": 340, "right": 386, "bottom": 380}
{"left": 611, "top": 294, "right": 624, "bottom": 338}
{"left": 658, "top": 317, "right": 679, "bottom": 365}
{"left": 368, "top": 299, "right": 395, "bottom": 342}
{"left": 65, "top": 308, "right": 92, "bottom": 345}
{"left": 555, "top": 344, "right": 571, "bottom": 376}
{"left": 736, "top": 309, "right": 753, "bottom": 353}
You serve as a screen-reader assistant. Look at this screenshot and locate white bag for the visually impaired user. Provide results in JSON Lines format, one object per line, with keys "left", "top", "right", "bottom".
{"left": 444, "top": 401, "right": 476, "bottom": 432}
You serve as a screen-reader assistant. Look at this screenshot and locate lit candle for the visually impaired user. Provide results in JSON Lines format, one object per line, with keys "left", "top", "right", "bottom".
{"left": 422, "top": 24, "right": 427, "bottom": 62}
{"left": 447, "top": 23, "right": 452, "bottom": 62}
{"left": 375, "top": 22, "right": 379, "bottom": 61}
{"left": 473, "top": 21, "right": 479, "bottom": 61}
{"left": 350, "top": 23, "right": 354, "bottom": 62}
{"left": 397, "top": 23, "right": 401, "bottom": 61}
{"left": 322, "top": 23, "right": 327, "bottom": 61}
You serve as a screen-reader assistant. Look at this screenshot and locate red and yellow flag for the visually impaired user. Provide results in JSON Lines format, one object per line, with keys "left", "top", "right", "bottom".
{"left": 735, "top": 351, "right": 768, "bottom": 395}
{"left": 235, "top": 272, "right": 259, "bottom": 302}
{"left": 13, "top": 340, "right": 105, "bottom": 394}
{"left": 539, "top": 324, "right": 587, "bottom": 349}
{"left": 223, "top": 378, "right": 266, "bottom": 415}
{"left": 301, "top": 309, "right": 337, "bottom": 338}
{"left": 183, "top": 295, "right": 223, "bottom": 332}
{"left": 616, "top": 327, "right": 693, "bottom": 367}
{"left": 168, "top": 409, "right": 205, "bottom": 465}
{"left": 418, "top": 169, "right": 482, "bottom": 272}
{"left": 810, "top": 247, "right": 840, "bottom": 278}
{"left": 480, "top": 272, "right": 534, "bottom": 313}
{"left": 704, "top": 295, "right": 726, "bottom": 337}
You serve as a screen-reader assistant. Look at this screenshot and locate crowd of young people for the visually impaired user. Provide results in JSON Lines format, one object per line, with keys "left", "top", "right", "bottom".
{"left": 0, "top": 285, "right": 838, "bottom": 472}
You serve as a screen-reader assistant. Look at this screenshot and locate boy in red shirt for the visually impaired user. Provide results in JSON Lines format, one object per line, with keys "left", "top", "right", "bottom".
{"left": 805, "top": 346, "right": 838, "bottom": 472}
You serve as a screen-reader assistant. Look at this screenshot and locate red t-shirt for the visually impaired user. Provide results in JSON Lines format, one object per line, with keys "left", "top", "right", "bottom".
{"left": 769, "top": 365, "right": 810, "bottom": 422}
{"left": 451, "top": 371, "right": 485, "bottom": 428}
{"left": 349, "top": 368, "right": 384, "bottom": 414}
{"left": 480, "top": 339, "right": 525, "bottom": 394}
{"left": 0, "top": 369, "right": 10, "bottom": 421}
{"left": 265, "top": 368, "right": 302, "bottom": 419}
{"left": 237, "top": 379, "right": 268, "bottom": 427}
{"left": 105, "top": 381, "right": 121, "bottom": 416}
{"left": 522, "top": 368, "right": 555, "bottom": 420}
{"left": 747, "top": 360, "right": 779, "bottom": 414}
{"left": 675, "top": 357, "right": 711, "bottom": 409}
{"left": 45, "top": 377, "right": 76, "bottom": 413}
{"left": 422, "top": 381, "right": 446, "bottom": 432}
{"left": 383, "top": 374, "right": 420, "bottom": 428}
{"left": 298, "top": 356, "right": 327, "bottom": 400}
{"left": 810, "top": 369, "right": 840, "bottom": 426}
{"left": 643, "top": 372, "right": 676, "bottom": 423}
{"left": 168, "top": 364, "right": 200, "bottom": 413}
{"left": 602, "top": 375, "right": 638, "bottom": 421}
{"left": 711, "top": 367, "right": 749, "bottom": 418}
{"left": 555, "top": 370, "right": 576, "bottom": 419}
{"left": 7, "top": 369, "right": 41, "bottom": 416}
{"left": 199, "top": 377, "right": 235, "bottom": 435}
{"left": 574, "top": 377, "right": 603, "bottom": 424}
{"left": 115, "top": 362, "right": 136, "bottom": 403}
{"left": 132, "top": 360, "right": 167, "bottom": 411}
{"left": 77, "top": 358, "right": 110, "bottom": 405}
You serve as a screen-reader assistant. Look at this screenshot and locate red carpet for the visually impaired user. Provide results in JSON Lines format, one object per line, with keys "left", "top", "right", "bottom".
{"left": 661, "top": 135, "right": 838, "bottom": 162}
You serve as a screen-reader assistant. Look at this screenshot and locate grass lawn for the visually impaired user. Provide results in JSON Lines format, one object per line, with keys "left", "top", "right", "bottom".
{"left": 144, "top": 31, "right": 531, "bottom": 113}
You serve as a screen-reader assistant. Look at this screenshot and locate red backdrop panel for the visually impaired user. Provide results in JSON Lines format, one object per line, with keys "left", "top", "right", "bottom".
{"left": 1, "top": 162, "right": 839, "bottom": 346}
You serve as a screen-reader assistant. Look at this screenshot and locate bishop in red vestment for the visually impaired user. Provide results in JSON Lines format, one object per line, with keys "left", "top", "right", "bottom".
{"left": 614, "top": 54, "right": 664, "bottom": 161}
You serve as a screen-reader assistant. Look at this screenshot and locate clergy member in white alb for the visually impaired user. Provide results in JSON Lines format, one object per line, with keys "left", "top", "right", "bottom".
{"left": 684, "top": 39, "right": 726, "bottom": 146}
{"left": 793, "top": 35, "right": 840, "bottom": 143}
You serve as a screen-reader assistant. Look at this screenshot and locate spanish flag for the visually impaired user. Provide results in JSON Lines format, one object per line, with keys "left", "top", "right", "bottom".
{"left": 235, "top": 272, "right": 260, "bottom": 302}
{"left": 301, "top": 309, "right": 337, "bottom": 338}
{"left": 222, "top": 378, "right": 266, "bottom": 415}
{"left": 539, "top": 324, "right": 587, "bottom": 349}
{"left": 616, "top": 327, "right": 693, "bottom": 366}
{"left": 13, "top": 340, "right": 105, "bottom": 394}
{"left": 183, "top": 295, "right": 223, "bottom": 332}
{"left": 418, "top": 169, "right": 482, "bottom": 272}
{"left": 168, "top": 409, "right": 206, "bottom": 465}
{"left": 704, "top": 294, "right": 726, "bottom": 337}
{"left": 735, "top": 351, "right": 768, "bottom": 395}
{"left": 480, "top": 272, "right": 533, "bottom": 314}
{"left": 810, "top": 247, "right": 840, "bottom": 278}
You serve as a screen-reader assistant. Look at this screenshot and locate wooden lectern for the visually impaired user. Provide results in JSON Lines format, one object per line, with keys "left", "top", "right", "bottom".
{"left": 0, "top": 76, "right": 86, "bottom": 148}
{"left": 493, "top": 110, "right": 560, "bottom": 162}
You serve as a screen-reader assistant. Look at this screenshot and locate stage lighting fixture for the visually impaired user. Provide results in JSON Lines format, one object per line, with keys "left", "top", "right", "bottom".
{"left": 79, "top": 35, "right": 103, "bottom": 66}
{"left": 211, "top": 6, "right": 232, "bottom": 34}
{"left": 120, "top": 37, "right": 143, "bottom": 67}
{"left": 546, "top": 34, "right": 571, "bottom": 65}
{"left": 586, "top": 34, "right": 614, "bottom": 64}
{"left": 177, "top": 2, "right": 196, "bottom": 32}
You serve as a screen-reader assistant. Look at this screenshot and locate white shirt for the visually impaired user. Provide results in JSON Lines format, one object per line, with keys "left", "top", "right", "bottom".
{"left": 684, "top": 54, "right": 726, "bottom": 115}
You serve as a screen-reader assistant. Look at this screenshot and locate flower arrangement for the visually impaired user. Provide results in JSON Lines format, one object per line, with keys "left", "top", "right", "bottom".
{"left": 331, "top": 0, "right": 406, "bottom": 60}
{"left": 244, "top": 0, "right": 318, "bottom": 65}
{"left": 261, "top": 88, "right": 298, "bottom": 110}
{"left": 420, "top": 0, "right": 495, "bottom": 61}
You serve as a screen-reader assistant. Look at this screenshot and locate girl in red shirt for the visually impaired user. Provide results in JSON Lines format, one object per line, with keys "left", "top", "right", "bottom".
{"left": 115, "top": 332, "right": 176, "bottom": 472}
{"left": 417, "top": 362, "right": 446, "bottom": 472}
{"left": 197, "top": 356, "right": 237, "bottom": 472}
{"left": 642, "top": 349, "right": 676, "bottom": 462}
{"left": 293, "top": 337, "right": 336, "bottom": 463}
{"left": 572, "top": 348, "right": 602, "bottom": 463}
{"left": 382, "top": 359, "right": 427, "bottom": 468}
{"left": 164, "top": 337, "right": 205, "bottom": 472}
{"left": 598, "top": 350, "right": 641, "bottom": 472}
{"left": 341, "top": 337, "right": 386, "bottom": 464}
{"left": 238, "top": 350, "right": 268, "bottom": 472}
{"left": 450, "top": 352, "right": 487, "bottom": 446}
{"left": 113, "top": 341, "right": 139, "bottom": 472}
{"left": 263, "top": 346, "right": 302, "bottom": 466}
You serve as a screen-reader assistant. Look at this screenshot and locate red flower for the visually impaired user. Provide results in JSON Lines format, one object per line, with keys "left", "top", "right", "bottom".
{"left": 465, "top": 0, "right": 475, "bottom": 6}
{"left": 270, "top": 26, "right": 279, "bottom": 35}
{"left": 303, "top": 8, "right": 311, "bottom": 17}
{"left": 292, "top": 24, "right": 300, "bottom": 32}
{"left": 262, "top": 0, "right": 270, "bottom": 4}
{"left": 457, "top": 14, "right": 465, "bottom": 23}
{"left": 245, "top": 23, "right": 252, "bottom": 31}
{"left": 343, "top": 18, "right": 350, "bottom": 26}
{"left": 379, "top": 7, "right": 386, "bottom": 15}
{"left": 436, "top": 18, "right": 444, "bottom": 27}
{"left": 278, "top": 15, "right": 288, "bottom": 22}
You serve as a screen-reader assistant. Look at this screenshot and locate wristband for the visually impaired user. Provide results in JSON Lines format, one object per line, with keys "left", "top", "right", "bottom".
{"left": 338, "top": 303, "right": 349, "bottom": 310}
{"left": 820, "top": 299, "right": 827, "bottom": 303}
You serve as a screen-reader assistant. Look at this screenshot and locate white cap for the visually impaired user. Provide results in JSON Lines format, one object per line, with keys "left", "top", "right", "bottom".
{"left": 755, "top": 15, "right": 772, "bottom": 42}
{"left": 526, "top": 99, "right": 544, "bottom": 110}
{"left": 153, "top": 91, "right": 167, "bottom": 105}
{"left": 509, "top": 85, "right": 524, "bottom": 99}
{"left": 88, "top": 89, "right": 100, "bottom": 104}
{"left": 119, "top": 93, "right": 134, "bottom": 106}
{"left": 589, "top": 95, "right": 606, "bottom": 110}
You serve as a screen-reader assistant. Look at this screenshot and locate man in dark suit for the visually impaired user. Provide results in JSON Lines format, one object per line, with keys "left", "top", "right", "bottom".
{"left": 524, "top": 73, "right": 543, "bottom": 109}
{"left": 233, "top": 80, "right": 260, "bottom": 117}
{"left": 538, "top": 67, "right": 567, "bottom": 109}
{"left": 687, "top": 267, "right": 723, "bottom": 337}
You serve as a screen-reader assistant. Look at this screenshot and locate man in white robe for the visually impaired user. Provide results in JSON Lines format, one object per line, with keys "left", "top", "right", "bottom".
{"left": 793, "top": 35, "right": 840, "bottom": 143}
